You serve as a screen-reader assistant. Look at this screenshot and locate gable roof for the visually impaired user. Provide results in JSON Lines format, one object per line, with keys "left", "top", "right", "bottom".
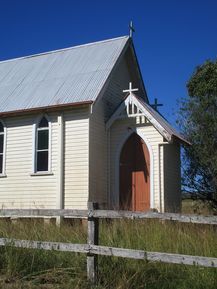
{"left": 136, "top": 96, "right": 190, "bottom": 145}
{"left": 106, "top": 93, "right": 190, "bottom": 145}
{"left": 0, "top": 36, "right": 130, "bottom": 115}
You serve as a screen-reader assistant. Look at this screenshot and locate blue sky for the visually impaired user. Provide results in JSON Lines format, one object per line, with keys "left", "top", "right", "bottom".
{"left": 0, "top": 0, "right": 217, "bottom": 125}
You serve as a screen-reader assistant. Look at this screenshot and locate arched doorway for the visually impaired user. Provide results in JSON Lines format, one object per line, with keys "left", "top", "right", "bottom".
{"left": 119, "top": 133, "right": 150, "bottom": 211}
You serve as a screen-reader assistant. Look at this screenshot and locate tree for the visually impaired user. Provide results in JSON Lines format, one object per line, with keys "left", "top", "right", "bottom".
{"left": 178, "top": 59, "right": 217, "bottom": 212}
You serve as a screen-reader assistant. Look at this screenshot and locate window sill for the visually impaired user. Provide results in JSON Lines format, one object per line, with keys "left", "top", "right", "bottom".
{"left": 0, "top": 174, "right": 7, "bottom": 178}
{"left": 30, "top": 172, "right": 54, "bottom": 177}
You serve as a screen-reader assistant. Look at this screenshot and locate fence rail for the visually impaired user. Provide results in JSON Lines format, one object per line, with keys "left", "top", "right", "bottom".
{"left": 0, "top": 204, "right": 216, "bottom": 283}
{"left": 0, "top": 238, "right": 216, "bottom": 268}
{"left": 0, "top": 209, "right": 216, "bottom": 225}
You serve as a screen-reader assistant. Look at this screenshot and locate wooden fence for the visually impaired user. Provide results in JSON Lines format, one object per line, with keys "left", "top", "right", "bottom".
{"left": 0, "top": 202, "right": 216, "bottom": 283}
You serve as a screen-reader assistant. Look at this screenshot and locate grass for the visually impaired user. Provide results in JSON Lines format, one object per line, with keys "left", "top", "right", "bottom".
{"left": 182, "top": 199, "right": 215, "bottom": 215}
{"left": 0, "top": 215, "right": 216, "bottom": 289}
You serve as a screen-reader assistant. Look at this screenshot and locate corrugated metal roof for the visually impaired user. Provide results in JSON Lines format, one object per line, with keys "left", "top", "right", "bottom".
{"left": 137, "top": 96, "right": 190, "bottom": 145}
{"left": 0, "top": 36, "right": 129, "bottom": 114}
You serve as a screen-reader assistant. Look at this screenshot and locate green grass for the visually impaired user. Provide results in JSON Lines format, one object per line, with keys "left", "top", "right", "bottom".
{"left": 0, "top": 218, "right": 216, "bottom": 288}
{"left": 182, "top": 199, "right": 214, "bottom": 215}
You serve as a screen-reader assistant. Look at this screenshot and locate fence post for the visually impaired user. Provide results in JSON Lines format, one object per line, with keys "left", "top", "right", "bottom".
{"left": 87, "top": 202, "right": 99, "bottom": 284}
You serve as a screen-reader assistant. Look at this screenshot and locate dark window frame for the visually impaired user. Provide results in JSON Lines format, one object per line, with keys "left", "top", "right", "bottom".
{"left": 35, "top": 116, "right": 50, "bottom": 173}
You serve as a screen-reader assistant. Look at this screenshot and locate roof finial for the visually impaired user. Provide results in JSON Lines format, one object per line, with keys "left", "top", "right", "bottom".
{"left": 151, "top": 98, "right": 163, "bottom": 111}
{"left": 123, "top": 82, "right": 138, "bottom": 96}
{"left": 129, "top": 20, "right": 135, "bottom": 38}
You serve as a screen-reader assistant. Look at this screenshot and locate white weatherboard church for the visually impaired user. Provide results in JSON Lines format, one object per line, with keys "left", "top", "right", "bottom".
{"left": 0, "top": 36, "right": 189, "bottom": 213}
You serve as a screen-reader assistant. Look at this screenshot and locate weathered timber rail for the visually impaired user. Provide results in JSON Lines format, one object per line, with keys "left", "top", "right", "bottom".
{"left": 0, "top": 209, "right": 216, "bottom": 225}
{"left": 0, "top": 238, "right": 216, "bottom": 268}
{"left": 0, "top": 203, "right": 216, "bottom": 283}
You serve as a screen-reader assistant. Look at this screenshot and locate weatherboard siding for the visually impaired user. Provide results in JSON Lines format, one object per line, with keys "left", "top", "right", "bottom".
{"left": 89, "top": 103, "right": 107, "bottom": 206}
{"left": 64, "top": 108, "right": 89, "bottom": 209}
{"left": 0, "top": 107, "right": 90, "bottom": 210}
{"left": 89, "top": 55, "right": 133, "bottom": 207}
{"left": 0, "top": 114, "right": 58, "bottom": 209}
{"left": 163, "top": 143, "right": 181, "bottom": 212}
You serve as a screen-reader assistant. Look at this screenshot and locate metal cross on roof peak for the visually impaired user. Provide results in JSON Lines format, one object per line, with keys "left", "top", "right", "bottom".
{"left": 123, "top": 82, "right": 138, "bottom": 96}
{"left": 129, "top": 21, "right": 135, "bottom": 38}
{"left": 151, "top": 98, "right": 163, "bottom": 111}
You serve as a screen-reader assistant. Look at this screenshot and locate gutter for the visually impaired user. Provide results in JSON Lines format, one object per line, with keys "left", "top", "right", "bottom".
{"left": 0, "top": 100, "right": 93, "bottom": 118}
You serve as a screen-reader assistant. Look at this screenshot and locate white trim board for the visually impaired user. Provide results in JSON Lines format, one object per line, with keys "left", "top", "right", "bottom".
{"left": 106, "top": 93, "right": 171, "bottom": 141}
{"left": 0, "top": 119, "right": 7, "bottom": 176}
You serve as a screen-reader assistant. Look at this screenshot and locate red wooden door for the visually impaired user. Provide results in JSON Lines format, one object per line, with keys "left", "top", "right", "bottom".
{"left": 119, "top": 133, "right": 150, "bottom": 211}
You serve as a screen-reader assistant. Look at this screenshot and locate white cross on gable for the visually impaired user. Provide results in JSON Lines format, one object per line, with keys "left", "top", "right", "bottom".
{"left": 123, "top": 82, "right": 139, "bottom": 96}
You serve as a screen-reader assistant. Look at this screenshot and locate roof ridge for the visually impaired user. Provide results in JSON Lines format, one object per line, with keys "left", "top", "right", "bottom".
{"left": 0, "top": 35, "right": 129, "bottom": 64}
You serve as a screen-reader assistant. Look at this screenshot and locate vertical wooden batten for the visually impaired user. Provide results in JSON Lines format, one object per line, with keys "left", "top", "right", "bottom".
{"left": 158, "top": 142, "right": 167, "bottom": 213}
{"left": 107, "top": 128, "right": 111, "bottom": 208}
{"left": 56, "top": 114, "right": 64, "bottom": 225}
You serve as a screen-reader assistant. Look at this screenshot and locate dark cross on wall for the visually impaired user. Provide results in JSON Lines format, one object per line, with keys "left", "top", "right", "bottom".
{"left": 151, "top": 98, "right": 163, "bottom": 111}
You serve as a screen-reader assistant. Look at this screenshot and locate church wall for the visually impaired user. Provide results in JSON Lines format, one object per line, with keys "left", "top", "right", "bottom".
{"left": 163, "top": 142, "right": 181, "bottom": 212}
{"left": 0, "top": 107, "right": 90, "bottom": 210}
{"left": 109, "top": 117, "right": 164, "bottom": 211}
{"left": 89, "top": 55, "right": 133, "bottom": 207}
{"left": 89, "top": 103, "right": 107, "bottom": 206}
{"left": 64, "top": 108, "right": 90, "bottom": 209}
{"left": 0, "top": 114, "right": 58, "bottom": 209}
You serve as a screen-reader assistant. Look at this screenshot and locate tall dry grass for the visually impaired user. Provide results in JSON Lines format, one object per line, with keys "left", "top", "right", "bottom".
{"left": 0, "top": 218, "right": 216, "bottom": 288}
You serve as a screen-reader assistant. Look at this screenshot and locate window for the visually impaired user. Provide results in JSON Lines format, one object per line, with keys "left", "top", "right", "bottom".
{"left": 0, "top": 121, "right": 5, "bottom": 174}
{"left": 36, "top": 116, "right": 50, "bottom": 172}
